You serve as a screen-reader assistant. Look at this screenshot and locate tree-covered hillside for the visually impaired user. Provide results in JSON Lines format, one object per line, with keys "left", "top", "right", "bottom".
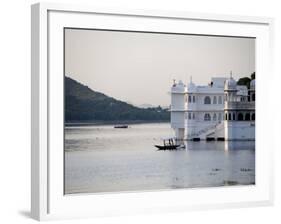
{"left": 65, "top": 76, "right": 170, "bottom": 123}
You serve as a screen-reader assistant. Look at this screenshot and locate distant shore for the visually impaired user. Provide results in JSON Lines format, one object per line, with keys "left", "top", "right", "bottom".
{"left": 65, "top": 120, "right": 169, "bottom": 127}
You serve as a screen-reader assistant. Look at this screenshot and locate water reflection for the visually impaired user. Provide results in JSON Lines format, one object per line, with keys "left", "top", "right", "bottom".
{"left": 64, "top": 123, "right": 255, "bottom": 194}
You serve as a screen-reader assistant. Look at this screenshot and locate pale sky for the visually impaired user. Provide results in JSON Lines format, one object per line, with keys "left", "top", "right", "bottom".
{"left": 65, "top": 28, "right": 255, "bottom": 107}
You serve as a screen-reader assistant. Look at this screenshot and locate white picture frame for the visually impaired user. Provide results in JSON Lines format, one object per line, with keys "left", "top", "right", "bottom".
{"left": 31, "top": 2, "right": 274, "bottom": 221}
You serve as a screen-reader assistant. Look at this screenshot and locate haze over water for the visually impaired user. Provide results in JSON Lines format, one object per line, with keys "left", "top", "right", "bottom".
{"left": 64, "top": 123, "right": 255, "bottom": 194}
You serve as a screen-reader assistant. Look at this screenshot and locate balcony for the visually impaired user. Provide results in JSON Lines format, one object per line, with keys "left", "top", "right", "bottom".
{"left": 225, "top": 101, "right": 255, "bottom": 110}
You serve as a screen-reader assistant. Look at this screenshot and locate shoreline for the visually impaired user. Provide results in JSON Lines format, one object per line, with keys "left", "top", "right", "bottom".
{"left": 65, "top": 120, "right": 169, "bottom": 127}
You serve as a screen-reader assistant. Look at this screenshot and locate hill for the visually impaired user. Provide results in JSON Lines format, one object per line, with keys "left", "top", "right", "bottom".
{"left": 65, "top": 76, "right": 170, "bottom": 123}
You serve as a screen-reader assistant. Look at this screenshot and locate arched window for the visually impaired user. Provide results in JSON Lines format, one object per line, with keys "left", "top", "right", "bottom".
{"left": 238, "top": 113, "right": 244, "bottom": 121}
{"left": 229, "top": 113, "right": 232, "bottom": 121}
{"left": 218, "top": 113, "right": 222, "bottom": 121}
{"left": 225, "top": 113, "right": 228, "bottom": 120}
{"left": 188, "top": 95, "right": 192, "bottom": 103}
{"left": 193, "top": 96, "right": 196, "bottom": 103}
{"left": 213, "top": 113, "right": 217, "bottom": 121}
{"left": 252, "top": 93, "right": 255, "bottom": 101}
{"left": 188, "top": 112, "right": 192, "bottom": 120}
{"left": 248, "top": 95, "right": 251, "bottom": 102}
{"left": 213, "top": 96, "right": 217, "bottom": 104}
{"left": 218, "top": 96, "right": 222, "bottom": 104}
{"left": 252, "top": 113, "right": 255, "bottom": 121}
{"left": 204, "top": 96, "right": 211, "bottom": 104}
{"left": 245, "top": 113, "right": 251, "bottom": 121}
{"left": 204, "top": 113, "right": 211, "bottom": 121}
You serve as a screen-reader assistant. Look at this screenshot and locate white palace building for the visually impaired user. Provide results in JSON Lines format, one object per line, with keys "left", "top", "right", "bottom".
{"left": 170, "top": 74, "right": 255, "bottom": 141}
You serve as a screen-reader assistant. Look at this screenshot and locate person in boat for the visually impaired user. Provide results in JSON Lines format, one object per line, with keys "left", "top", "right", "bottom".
{"left": 155, "top": 137, "right": 180, "bottom": 150}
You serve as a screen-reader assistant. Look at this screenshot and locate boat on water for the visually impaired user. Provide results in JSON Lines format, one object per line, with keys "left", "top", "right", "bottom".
{"left": 155, "top": 138, "right": 184, "bottom": 150}
{"left": 114, "top": 125, "right": 128, "bottom": 129}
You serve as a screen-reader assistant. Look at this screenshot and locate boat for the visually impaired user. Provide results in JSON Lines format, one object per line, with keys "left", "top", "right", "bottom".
{"left": 114, "top": 125, "right": 128, "bottom": 128}
{"left": 154, "top": 138, "right": 182, "bottom": 150}
{"left": 155, "top": 144, "right": 181, "bottom": 150}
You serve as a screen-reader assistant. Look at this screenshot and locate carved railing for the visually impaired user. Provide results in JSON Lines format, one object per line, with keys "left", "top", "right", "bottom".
{"left": 225, "top": 101, "right": 255, "bottom": 110}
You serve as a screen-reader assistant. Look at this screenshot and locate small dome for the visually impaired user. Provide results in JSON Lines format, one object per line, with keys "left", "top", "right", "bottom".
{"left": 225, "top": 77, "right": 237, "bottom": 90}
{"left": 178, "top": 80, "right": 184, "bottom": 86}
{"left": 171, "top": 80, "right": 186, "bottom": 93}
{"left": 250, "top": 79, "right": 255, "bottom": 89}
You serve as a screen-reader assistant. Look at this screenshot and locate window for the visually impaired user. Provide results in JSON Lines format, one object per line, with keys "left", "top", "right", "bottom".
{"left": 204, "top": 96, "right": 211, "bottom": 104}
{"left": 188, "top": 95, "right": 192, "bottom": 103}
{"left": 193, "top": 95, "right": 196, "bottom": 103}
{"left": 238, "top": 113, "right": 244, "bottom": 121}
{"left": 193, "top": 113, "right": 195, "bottom": 120}
{"left": 213, "top": 113, "right": 217, "bottom": 121}
{"left": 213, "top": 96, "right": 217, "bottom": 104}
{"left": 245, "top": 113, "right": 251, "bottom": 121}
{"left": 228, "top": 113, "right": 232, "bottom": 121}
{"left": 252, "top": 113, "right": 255, "bottom": 121}
{"left": 188, "top": 112, "right": 192, "bottom": 120}
{"left": 225, "top": 113, "right": 228, "bottom": 120}
{"left": 218, "top": 96, "right": 222, "bottom": 104}
{"left": 233, "top": 113, "right": 236, "bottom": 121}
{"left": 204, "top": 113, "right": 211, "bottom": 121}
{"left": 252, "top": 93, "right": 255, "bottom": 101}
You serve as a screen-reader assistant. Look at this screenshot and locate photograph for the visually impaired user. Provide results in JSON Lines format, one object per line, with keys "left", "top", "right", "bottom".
{"left": 64, "top": 28, "right": 255, "bottom": 195}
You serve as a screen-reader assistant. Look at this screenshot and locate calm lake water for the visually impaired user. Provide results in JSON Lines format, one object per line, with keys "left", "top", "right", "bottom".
{"left": 64, "top": 123, "right": 255, "bottom": 194}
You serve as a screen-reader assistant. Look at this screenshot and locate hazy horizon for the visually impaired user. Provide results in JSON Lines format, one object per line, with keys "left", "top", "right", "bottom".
{"left": 65, "top": 29, "right": 255, "bottom": 107}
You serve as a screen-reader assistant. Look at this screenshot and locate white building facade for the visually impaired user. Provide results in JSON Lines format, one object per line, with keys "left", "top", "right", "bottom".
{"left": 170, "top": 76, "right": 255, "bottom": 141}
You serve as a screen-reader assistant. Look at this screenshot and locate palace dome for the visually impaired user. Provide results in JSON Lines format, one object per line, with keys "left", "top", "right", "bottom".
{"left": 250, "top": 79, "right": 255, "bottom": 89}
{"left": 178, "top": 80, "right": 184, "bottom": 86}
{"left": 171, "top": 80, "right": 186, "bottom": 93}
{"left": 225, "top": 77, "right": 237, "bottom": 90}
